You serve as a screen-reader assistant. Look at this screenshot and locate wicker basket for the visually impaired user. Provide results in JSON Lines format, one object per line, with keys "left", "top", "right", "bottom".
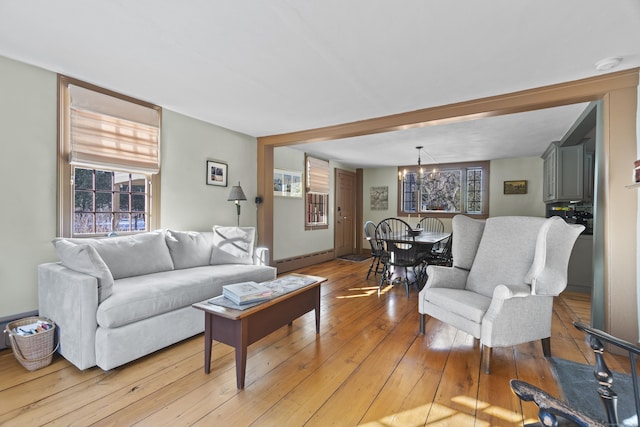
{"left": 4, "top": 316, "right": 58, "bottom": 371}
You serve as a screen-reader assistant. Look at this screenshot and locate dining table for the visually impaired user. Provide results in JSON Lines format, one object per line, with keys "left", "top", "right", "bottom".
{"left": 377, "top": 229, "right": 451, "bottom": 290}
{"left": 383, "top": 229, "right": 450, "bottom": 249}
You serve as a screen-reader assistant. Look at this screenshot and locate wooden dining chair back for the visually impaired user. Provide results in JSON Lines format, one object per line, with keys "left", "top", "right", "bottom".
{"left": 364, "top": 220, "right": 385, "bottom": 279}
{"left": 419, "top": 216, "right": 446, "bottom": 255}
{"left": 375, "top": 218, "right": 427, "bottom": 296}
{"left": 418, "top": 216, "right": 444, "bottom": 233}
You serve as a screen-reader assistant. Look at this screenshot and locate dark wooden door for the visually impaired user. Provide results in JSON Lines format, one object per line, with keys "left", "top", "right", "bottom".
{"left": 334, "top": 169, "right": 356, "bottom": 257}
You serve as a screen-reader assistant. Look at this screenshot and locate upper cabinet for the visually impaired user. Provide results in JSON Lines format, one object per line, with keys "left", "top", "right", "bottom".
{"left": 543, "top": 101, "right": 597, "bottom": 204}
{"left": 542, "top": 142, "right": 584, "bottom": 202}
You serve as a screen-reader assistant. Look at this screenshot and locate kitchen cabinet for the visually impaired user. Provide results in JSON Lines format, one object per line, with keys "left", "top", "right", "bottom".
{"left": 542, "top": 142, "right": 584, "bottom": 202}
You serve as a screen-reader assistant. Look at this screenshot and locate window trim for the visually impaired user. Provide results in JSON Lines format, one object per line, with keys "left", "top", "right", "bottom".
{"left": 58, "top": 75, "right": 162, "bottom": 237}
{"left": 396, "top": 160, "right": 490, "bottom": 219}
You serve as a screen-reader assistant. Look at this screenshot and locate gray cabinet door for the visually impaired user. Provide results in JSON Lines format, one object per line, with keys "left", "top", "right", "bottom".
{"left": 542, "top": 143, "right": 584, "bottom": 202}
{"left": 557, "top": 144, "right": 584, "bottom": 200}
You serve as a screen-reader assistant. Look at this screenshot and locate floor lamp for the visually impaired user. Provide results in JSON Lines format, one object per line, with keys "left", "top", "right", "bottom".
{"left": 227, "top": 182, "right": 247, "bottom": 226}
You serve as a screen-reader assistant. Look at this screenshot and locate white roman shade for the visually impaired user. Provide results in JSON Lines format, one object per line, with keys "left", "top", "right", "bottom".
{"left": 306, "top": 155, "right": 330, "bottom": 193}
{"left": 68, "top": 84, "right": 161, "bottom": 174}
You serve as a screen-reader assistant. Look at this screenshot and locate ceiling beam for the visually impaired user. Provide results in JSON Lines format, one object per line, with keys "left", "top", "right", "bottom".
{"left": 257, "top": 68, "right": 639, "bottom": 147}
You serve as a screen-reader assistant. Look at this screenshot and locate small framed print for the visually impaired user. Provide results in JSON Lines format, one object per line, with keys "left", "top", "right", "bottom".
{"left": 504, "top": 180, "right": 527, "bottom": 194}
{"left": 274, "top": 168, "right": 303, "bottom": 198}
{"left": 206, "top": 160, "right": 228, "bottom": 187}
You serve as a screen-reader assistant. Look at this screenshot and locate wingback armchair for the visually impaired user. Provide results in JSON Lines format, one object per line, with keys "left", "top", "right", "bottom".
{"left": 419, "top": 215, "right": 584, "bottom": 374}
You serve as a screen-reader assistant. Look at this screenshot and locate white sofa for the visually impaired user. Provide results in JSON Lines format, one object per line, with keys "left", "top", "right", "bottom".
{"left": 38, "top": 226, "right": 276, "bottom": 371}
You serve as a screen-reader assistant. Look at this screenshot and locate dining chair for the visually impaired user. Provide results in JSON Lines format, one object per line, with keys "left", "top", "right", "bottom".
{"left": 375, "top": 217, "right": 428, "bottom": 296}
{"left": 363, "top": 220, "right": 385, "bottom": 279}
{"left": 427, "top": 232, "right": 453, "bottom": 267}
{"left": 418, "top": 216, "right": 444, "bottom": 233}
{"left": 418, "top": 216, "right": 446, "bottom": 258}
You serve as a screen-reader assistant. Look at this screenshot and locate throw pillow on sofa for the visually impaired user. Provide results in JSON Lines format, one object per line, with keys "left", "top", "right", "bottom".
{"left": 52, "top": 238, "right": 115, "bottom": 302}
{"left": 67, "top": 231, "right": 174, "bottom": 279}
{"left": 165, "top": 230, "right": 214, "bottom": 269}
{"left": 210, "top": 226, "right": 255, "bottom": 265}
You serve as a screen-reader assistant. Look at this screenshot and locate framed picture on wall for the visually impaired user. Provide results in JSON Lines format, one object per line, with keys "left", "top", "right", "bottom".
{"left": 370, "top": 186, "right": 388, "bottom": 210}
{"left": 504, "top": 180, "right": 527, "bottom": 194}
{"left": 206, "top": 160, "right": 228, "bottom": 186}
{"left": 274, "top": 168, "right": 303, "bottom": 197}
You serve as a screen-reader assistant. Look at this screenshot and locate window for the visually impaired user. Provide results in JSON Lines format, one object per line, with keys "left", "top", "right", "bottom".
{"left": 73, "top": 169, "right": 149, "bottom": 234}
{"left": 305, "top": 155, "right": 329, "bottom": 229}
{"left": 398, "top": 161, "right": 489, "bottom": 217}
{"left": 58, "top": 76, "right": 161, "bottom": 237}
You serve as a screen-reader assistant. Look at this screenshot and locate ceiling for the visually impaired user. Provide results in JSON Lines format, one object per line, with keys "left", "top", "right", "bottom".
{"left": 1, "top": 1, "right": 639, "bottom": 168}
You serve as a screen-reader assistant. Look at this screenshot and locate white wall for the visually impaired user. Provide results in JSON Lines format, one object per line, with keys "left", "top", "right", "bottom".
{"left": 0, "top": 55, "right": 261, "bottom": 319}
{"left": 0, "top": 55, "right": 58, "bottom": 317}
{"left": 489, "top": 156, "right": 545, "bottom": 217}
{"left": 273, "top": 147, "right": 334, "bottom": 260}
{"left": 161, "top": 110, "right": 258, "bottom": 231}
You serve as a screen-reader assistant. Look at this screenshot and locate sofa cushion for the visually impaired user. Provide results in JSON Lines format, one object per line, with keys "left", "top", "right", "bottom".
{"left": 165, "top": 230, "right": 214, "bottom": 269}
{"left": 210, "top": 226, "right": 255, "bottom": 265}
{"left": 68, "top": 231, "right": 174, "bottom": 279}
{"left": 52, "top": 238, "right": 115, "bottom": 302}
{"left": 96, "top": 264, "right": 277, "bottom": 328}
{"left": 465, "top": 216, "right": 545, "bottom": 298}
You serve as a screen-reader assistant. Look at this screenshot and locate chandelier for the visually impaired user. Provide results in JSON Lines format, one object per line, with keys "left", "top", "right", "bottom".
{"left": 398, "top": 146, "right": 440, "bottom": 184}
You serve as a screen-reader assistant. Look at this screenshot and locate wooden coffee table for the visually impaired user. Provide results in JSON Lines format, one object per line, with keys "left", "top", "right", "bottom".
{"left": 192, "top": 274, "right": 327, "bottom": 389}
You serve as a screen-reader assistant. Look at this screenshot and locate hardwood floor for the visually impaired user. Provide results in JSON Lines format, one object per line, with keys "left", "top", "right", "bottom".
{"left": 0, "top": 259, "right": 628, "bottom": 426}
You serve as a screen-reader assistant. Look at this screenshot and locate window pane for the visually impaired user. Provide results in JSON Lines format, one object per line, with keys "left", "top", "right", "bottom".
{"left": 132, "top": 214, "right": 146, "bottom": 231}
{"left": 402, "top": 173, "right": 417, "bottom": 213}
{"left": 132, "top": 194, "right": 145, "bottom": 212}
{"left": 131, "top": 175, "right": 146, "bottom": 192}
{"left": 97, "top": 213, "right": 114, "bottom": 232}
{"left": 74, "top": 213, "right": 94, "bottom": 234}
{"left": 75, "top": 168, "right": 93, "bottom": 190}
{"left": 119, "top": 193, "right": 130, "bottom": 211}
{"left": 466, "top": 169, "right": 483, "bottom": 214}
{"left": 116, "top": 213, "right": 130, "bottom": 231}
{"left": 95, "top": 192, "right": 112, "bottom": 212}
{"left": 74, "top": 190, "right": 93, "bottom": 212}
{"left": 95, "top": 170, "right": 113, "bottom": 191}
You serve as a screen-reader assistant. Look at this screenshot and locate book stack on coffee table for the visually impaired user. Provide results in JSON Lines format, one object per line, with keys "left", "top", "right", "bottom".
{"left": 222, "top": 282, "right": 273, "bottom": 305}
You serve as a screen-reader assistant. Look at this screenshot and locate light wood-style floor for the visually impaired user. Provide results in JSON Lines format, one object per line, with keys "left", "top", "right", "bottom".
{"left": 0, "top": 259, "right": 630, "bottom": 426}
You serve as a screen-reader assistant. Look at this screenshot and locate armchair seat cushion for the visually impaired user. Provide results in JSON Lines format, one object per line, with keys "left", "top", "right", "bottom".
{"left": 423, "top": 288, "right": 491, "bottom": 324}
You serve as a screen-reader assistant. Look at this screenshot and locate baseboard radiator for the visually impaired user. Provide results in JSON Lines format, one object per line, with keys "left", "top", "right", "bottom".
{"left": 275, "top": 249, "right": 335, "bottom": 273}
{"left": 0, "top": 310, "right": 39, "bottom": 351}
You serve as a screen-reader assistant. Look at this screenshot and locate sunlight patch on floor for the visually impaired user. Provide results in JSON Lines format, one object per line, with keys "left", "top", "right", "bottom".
{"left": 335, "top": 285, "right": 392, "bottom": 299}
{"left": 358, "top": 397, "right": 525, "bottom": 426}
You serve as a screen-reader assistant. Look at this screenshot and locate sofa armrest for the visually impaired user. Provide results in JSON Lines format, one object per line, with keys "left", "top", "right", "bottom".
{"left": 254, "top": 247, "right": 270, "bottom": 266}
{"left": 38, "top": 262, "right": 98, "bottom": 370}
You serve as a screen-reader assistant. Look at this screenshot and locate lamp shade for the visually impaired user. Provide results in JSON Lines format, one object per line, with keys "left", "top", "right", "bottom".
{"left": 227, "top": 182, "right": 247, "bottom": 201}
